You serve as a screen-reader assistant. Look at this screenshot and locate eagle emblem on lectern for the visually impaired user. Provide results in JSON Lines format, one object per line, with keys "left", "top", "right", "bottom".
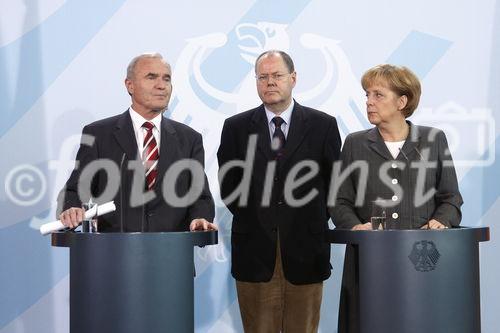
{"left": 409, "top": 240, "right": 440, "bottom": 272}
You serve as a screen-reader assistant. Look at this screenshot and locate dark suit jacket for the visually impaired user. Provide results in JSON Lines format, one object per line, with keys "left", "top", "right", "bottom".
{"left": 217, "top": 101, "right": 342, "bottom": 285}
{"left": 57, "top": 110, "right": 214, "bottom": 232}
{"left": 331, "top": 121, "right": 463, "bottom": 229}
{"left": 330, "top": 121, "right": 463, "bottom": 333}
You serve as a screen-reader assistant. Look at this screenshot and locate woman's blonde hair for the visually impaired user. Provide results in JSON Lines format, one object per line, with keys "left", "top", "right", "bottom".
{"left": 361, "top": 64, "right": 421, "bottom": 118}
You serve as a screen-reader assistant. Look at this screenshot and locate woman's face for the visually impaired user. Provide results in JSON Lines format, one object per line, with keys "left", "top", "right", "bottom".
{"left": 364, "top": 81, "right": 406, "bottom": 126}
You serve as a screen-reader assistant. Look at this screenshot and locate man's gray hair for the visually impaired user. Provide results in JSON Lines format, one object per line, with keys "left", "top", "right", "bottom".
{"left": 255, "top": 50, "right": 295, "bottom": 73}
{"left": 126, "top": 53, "right": 166, "bottom": 79}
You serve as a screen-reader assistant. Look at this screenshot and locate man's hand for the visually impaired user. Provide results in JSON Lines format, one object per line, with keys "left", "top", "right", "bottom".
{"left": 190, "top": 218, "right": 218, "bottom": 231}
{"left": 421, "top": 219, "right": 448, "bottom": 230}
{"left": 59, "top": 207, "right": 85, "bottom": 228}
{"left": 351, "top": 223, "right": 372, "bottom": 231}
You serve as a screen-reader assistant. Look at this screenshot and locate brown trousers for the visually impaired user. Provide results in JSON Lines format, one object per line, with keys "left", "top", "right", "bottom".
{"left": 236, "top": 242, "right": 323, "bottom": 333}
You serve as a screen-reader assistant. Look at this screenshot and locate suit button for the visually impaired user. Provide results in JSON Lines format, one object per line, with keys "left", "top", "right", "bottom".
{"left": 147, "top": 212, "right": 154, "bottom": 217}
{"left": 391, "top": 195, "right": 398, "bottom": 201}
{"left": 278, "top": 201, "right": 284, "bottom": 205}
{"left": 392, "top": 212, "right": 399, "bottom": 219}
{"left": 392, "top": 179, "right": 398, "bottom": 184}
{"left": 391, "top": 163, "right": 397, "bottom": 169}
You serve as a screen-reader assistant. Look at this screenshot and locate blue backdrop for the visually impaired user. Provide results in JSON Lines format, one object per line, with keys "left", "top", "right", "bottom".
{"left": 1, "top": 1, "right": 498, "bottom": 332}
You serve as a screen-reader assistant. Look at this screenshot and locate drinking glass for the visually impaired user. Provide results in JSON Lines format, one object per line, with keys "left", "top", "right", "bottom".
{"left": 370, "top": 200, "right": 387, "bottom": 230}
{"left": 81, "top": 201, "right": 98, "bottom": 233}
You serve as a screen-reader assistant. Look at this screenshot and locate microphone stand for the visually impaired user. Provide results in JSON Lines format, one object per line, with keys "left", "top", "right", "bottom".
{"left": 413, "top": 147, "right": 430, "bottom": 230}
{"left": 119, "top": 153, "right": 126, "bottom": 232}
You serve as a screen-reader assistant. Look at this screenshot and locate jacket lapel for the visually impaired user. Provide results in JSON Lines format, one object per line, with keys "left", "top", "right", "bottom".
{"left": 399, "top": 121, "right": 421, "bottom": 160}
{"left": 154, "top": 116, "right": 180, "bottom": 190}
{"left": 279, "top": 102, "right": 309, "bottom": 168}
{"left": 367, "top": 121, "right": 422, "bottom": 161}
{"left": 113, "top": 110, "right": 139, "bottom": 160}
{"left": 250, "top": 105, "right": 274, "bottom": 161}
{"left": 367, "top": 127, "right": 393, "bottom": 161}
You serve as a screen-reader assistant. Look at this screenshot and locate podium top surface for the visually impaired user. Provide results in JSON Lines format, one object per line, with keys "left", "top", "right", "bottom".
{"left": 51, "top": 230, "right": 218, "bottom": 248}
{"left": 327, "top": 226, "right": 489, "bottom": 245}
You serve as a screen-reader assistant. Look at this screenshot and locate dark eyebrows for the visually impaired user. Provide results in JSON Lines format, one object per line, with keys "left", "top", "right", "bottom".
{"left": 365, "top": 89, "right": 384, "bottom": 97}
{"left": 145, "top": 72, "right": 159, "bottom": 78}
{"left": 258, "top": 70, "right": 287, "bottom": 75}
{"left": 144, "top": 72, "right": 171, "bottom": 80}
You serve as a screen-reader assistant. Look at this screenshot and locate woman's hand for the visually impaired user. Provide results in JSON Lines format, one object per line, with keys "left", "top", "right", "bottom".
{"left": 421, "top": 219, "right": 448, "bottom": 230}
{"left": 352, "top": 223, "right": 373, "bottom": 231}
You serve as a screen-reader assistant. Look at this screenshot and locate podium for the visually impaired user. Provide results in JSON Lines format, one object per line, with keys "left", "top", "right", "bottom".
{"left": 52, "top": 231, "right": 218, "bottom": 333}
{"left": 327, "top": 227, "right": 489, "bottom": 333}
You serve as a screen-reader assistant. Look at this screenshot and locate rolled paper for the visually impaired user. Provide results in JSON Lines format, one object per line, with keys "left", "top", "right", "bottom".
{"left": 40, "top": 201, "right": 116, "bottom": 235}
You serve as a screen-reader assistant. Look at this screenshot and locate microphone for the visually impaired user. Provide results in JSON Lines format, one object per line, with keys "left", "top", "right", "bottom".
{"left": 414, "top": 147, "right": 424, "bottom": 160}
{"left": 141, "top": 194, "right": 145, "bottom": 232}
{"left": 119, "top": 153, "right": 126, "bottom": 232}
{"left": 398, "top": 148, "right": 414, "bottom": 230}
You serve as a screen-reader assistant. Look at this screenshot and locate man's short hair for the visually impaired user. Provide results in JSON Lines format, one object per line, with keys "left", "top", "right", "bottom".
{"left": 126, "top": 53, "right": 165, "bottom": 80}
{"left": 255, "top": 50, "right": 295, "bottom": 73}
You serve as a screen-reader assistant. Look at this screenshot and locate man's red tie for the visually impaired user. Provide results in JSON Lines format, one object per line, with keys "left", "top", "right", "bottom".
{"left": 142, "top": 122, "right": 159, "bottom": 190}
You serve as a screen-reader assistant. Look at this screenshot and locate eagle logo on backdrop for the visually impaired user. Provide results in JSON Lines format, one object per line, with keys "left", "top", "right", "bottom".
{"left": 169, "top": 22, "right": 367, "bottom": 264}
{"left": 170, "top": 21, "right": 366, "bottom": 189}
{"left": 409, "top": 240, "right": 441, "bottom": 272}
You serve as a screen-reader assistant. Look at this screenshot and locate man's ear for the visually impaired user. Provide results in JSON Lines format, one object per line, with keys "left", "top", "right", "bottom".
{"left": 125, "top": 78, "right": 133, "bottom": 95}
{"left": 290, "top": 71, "right": 297, "bottom": 88}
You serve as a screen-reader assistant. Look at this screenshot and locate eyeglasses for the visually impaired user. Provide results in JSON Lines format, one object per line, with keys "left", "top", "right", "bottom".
{"left": 256, "top": 73, "right": 290, "bottom": 82}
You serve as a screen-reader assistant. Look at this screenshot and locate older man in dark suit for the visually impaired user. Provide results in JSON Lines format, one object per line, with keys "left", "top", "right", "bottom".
{"left": 58, "top": 53, "right": 216, "bottom": 232}
{"left": 217, "top": 50, "right": 341, "bottom": 332}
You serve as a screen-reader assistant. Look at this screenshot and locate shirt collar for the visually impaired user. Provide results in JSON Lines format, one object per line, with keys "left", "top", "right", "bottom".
{"left": 129, "top": 107, "right": 162, "bottom": 130}
{"left": 265, "top": 100, "right": 294, "bottom": 126}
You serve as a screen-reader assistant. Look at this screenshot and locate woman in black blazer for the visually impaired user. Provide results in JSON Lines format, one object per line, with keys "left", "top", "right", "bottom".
{"left": 330, "top": 64, "right": 463, "bottom": 333}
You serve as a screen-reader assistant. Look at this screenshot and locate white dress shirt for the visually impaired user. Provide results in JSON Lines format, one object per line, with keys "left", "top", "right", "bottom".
{"left": 129, "top": 107, "right": 162, "bottom": 158}
{"left": 385, "top": 140, "right": 405, "bottom": 159}
{"left": 264, "top": 100, "right": 294, "bottom": 141}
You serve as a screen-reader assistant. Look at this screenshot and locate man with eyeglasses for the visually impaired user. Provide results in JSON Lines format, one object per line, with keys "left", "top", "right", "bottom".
{"left": 217, "top": 50, "right": 342, "bottom": 332}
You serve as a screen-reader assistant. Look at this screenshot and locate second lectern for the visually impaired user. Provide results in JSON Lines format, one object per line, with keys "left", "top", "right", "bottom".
{"left": 327, "top": 227, "right": 489, "bottom": 333}
{"left": 52, "top": 231, "right": 217, "bottom": 333}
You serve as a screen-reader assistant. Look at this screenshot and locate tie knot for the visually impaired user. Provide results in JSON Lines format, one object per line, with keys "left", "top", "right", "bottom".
{"left": 272, "top": 117, "right": 285, "bottom": 128}
{"left": 142, "top": 121, "right": 154, "bottom": 131}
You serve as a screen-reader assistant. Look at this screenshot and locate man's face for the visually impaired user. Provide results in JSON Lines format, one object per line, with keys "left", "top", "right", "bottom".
{"left": 255, "top": 54, "right": 296, "bottom": 113}
{"left": 125, "top": 57, "right": 172, "bottom": 119}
